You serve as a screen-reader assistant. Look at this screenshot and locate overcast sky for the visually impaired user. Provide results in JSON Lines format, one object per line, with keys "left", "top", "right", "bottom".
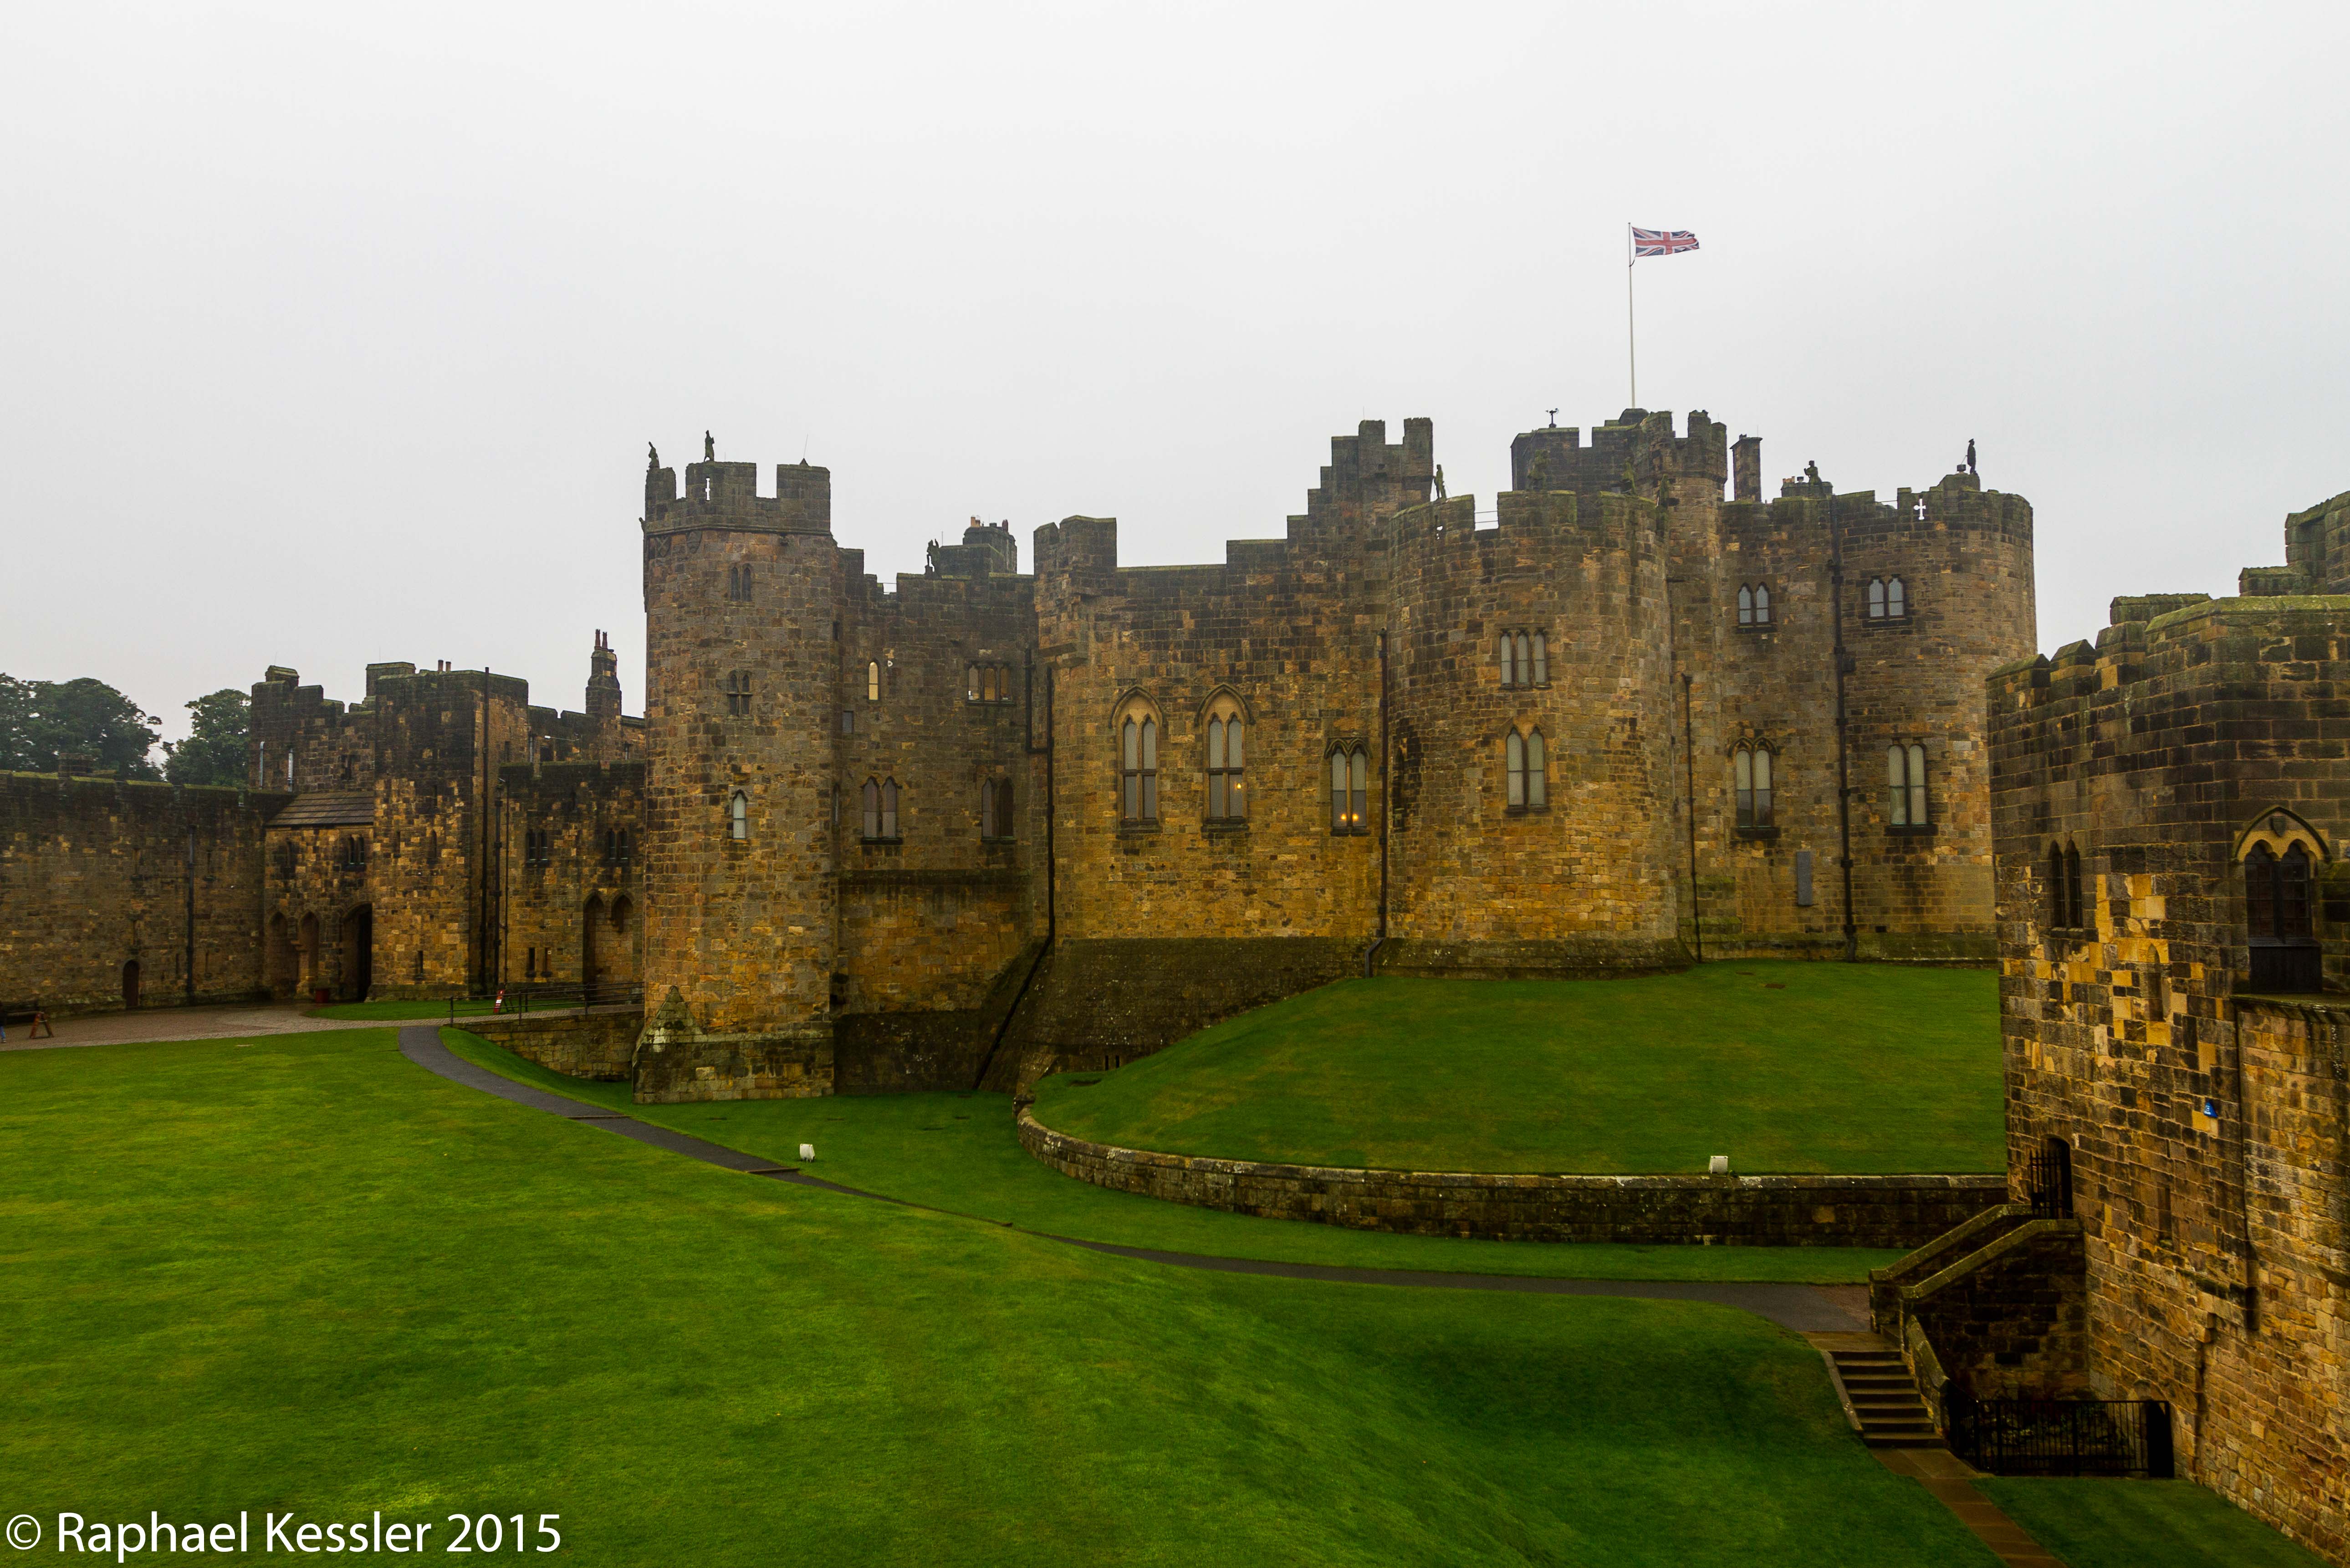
{"left": 5, "top": 1, "right": 2344, "bottom": 744}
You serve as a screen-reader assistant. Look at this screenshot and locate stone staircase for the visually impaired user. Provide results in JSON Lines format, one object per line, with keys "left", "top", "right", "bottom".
{"left": 1821, "top": 1336, "right": 1943, "bottom": 1448}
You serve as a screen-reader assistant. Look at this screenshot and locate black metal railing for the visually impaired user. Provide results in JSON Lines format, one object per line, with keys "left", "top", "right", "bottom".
{"left": 1945, "top": 1392, "right": 2174, "bottom": 1478}
{"left": 448, "top": 981, "right": 644, "bottom": 1021}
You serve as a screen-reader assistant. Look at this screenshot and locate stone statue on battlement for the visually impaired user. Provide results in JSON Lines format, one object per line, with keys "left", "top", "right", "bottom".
{"left": 1434, "top": 465, "right": 1446, "bottom": 500}
{"left": 1965, "top": 438, "right": 1977, "bottom": 475}
{"left": 704, "top": 431, "right": 715, "bottom": 461}
{"left": 647, "top": 442, "right": 659, "bottom": 470}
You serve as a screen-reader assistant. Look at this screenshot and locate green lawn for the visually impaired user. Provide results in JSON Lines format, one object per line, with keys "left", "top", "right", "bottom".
{"left": 1977, "top": 1479, "right": 2330, "bottom": 1568}
{"left": 0, "top": 1028, "right": 1996, "bottom": 1567}
{"left": 444, "top": 1029, "right": 1904, "bottom": 1283}
{"left": 1032, "top": 963, "right": 2004, "bottom": 1175}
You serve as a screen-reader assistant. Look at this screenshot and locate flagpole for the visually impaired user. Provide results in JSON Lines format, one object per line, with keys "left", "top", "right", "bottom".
{"left": 1626, "top": 223, "right": 1637, "bottom": 409}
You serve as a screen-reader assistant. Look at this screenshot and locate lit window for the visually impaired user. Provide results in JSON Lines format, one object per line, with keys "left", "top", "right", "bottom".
{"left": 1329, "top": 745, "right": 1369, "bottom": 833}
{"left": 1206, "top": 709, "right": 1245, "bottom": 821}
{"left": 1735, "top": 746, "right": 1773, "bottom": 829}
{"left": 729, "top": 790, "right": 749, "bottom": 841}
{"left": 1887, "top": 743, "right": 1929, "bottom": 827}
{"left": 867, "top": 661, "right": 881, "bottom": 701}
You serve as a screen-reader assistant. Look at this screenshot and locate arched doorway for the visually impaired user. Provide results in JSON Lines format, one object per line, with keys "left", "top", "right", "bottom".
{"left": 267, "top": 914, "right": 296, "bottom": 998}
{"left": 298, "top": 914, "right": 321, "bottom": 998}
{"left": 582, "top": 894, "right": 604, "bottom": 990}
{"left": 339, "top": 905, "right": 373, "bottom": 1002}
{"left": 122, "top": 958, "right": 141, "bottom": 1011}
{"left": 608, "top": 894, "right": 637, "bottom": 987}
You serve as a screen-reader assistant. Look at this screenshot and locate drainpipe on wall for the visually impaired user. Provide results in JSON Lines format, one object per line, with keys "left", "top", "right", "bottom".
{"left": 1682, "top": 673, "right": 1702, "bottom": 963}
{"left": 1366, "top": 628, "right": 1390, "bottom": 978}
{"left": 974, "top": 655, "right": 1054, "bottom": 1091}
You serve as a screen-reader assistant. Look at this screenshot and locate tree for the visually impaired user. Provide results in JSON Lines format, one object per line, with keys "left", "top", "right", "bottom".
{"left": 164, "top": 689, "right": 252, "bottom": 787}
{"left": 0, "top": 674, "right": 161, "bottom": 778}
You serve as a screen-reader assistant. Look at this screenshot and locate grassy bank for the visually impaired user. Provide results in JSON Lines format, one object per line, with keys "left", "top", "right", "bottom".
{"left": 444, "top": 1029, "right": 1904, "bottom": 1283}
{"left": 0, "top": 1027, "right": 1992, "bottom": 1566}
{"left": 1032, "top": 963, "right": 2003, "bottom": 1174}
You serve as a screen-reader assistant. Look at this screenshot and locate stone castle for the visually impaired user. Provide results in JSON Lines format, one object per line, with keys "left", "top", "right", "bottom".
{"left": 1, "top": 407, "right": 2034, "bottom": 1094}
{"left": 8, "top": 416, "right": 2350, "bottom": 1560}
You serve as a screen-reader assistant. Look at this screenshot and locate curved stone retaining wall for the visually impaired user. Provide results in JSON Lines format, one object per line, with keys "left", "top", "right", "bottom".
{"left": 1018, "top": 1110, "right": 2007, "bottom": 1249}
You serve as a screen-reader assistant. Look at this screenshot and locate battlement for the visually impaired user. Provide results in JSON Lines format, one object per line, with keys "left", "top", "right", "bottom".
{"left": 927, "top": 517, "right": 1020, "bottom": 579}
{"left": 643, "top": 453, "right": 832, "bottom": 536}
{"left": 1511, "top": 409, "right": 1729, "bottom": 499}
{"left": 1299, "top": 418, "right": 1434, "bottom": 527}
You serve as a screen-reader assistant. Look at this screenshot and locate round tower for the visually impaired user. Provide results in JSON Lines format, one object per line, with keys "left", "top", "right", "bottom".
{"left": 636, "top": 451, "right": 840, "bottom": 1100}
{"left": 1383, "top": 484, "right": 1686, "bottom": 974}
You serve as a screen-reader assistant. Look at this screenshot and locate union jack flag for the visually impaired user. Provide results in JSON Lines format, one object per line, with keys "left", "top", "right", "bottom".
{"left": 1631, "top": 226, "right": 1700, "bottom": 258}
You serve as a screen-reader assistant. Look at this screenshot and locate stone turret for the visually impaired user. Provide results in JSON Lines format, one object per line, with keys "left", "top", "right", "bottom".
{"left": 585, "top": 629, "right": 622, "bottom": 720}
{"left": 636, "top": 445, "right": 840, "bottom": 1101}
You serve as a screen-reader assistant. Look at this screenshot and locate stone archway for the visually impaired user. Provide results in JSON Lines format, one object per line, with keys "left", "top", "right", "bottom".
{"left": 122, "top": 958, "right": 141, "bottom": 1011}
{"left": 297, "top": 914, "right": 321, "bottom": 998}
{"left": 267, "top": 913, "right": 296, "bottom": 999}
{"left": 582, "top": 894, "right": 604, "bottom": 990}
{"left": 607, "top": 894, "right": 638, "bottom": 986}
{"left": 338, "top": 905, "right": 373, "bottom": 1002}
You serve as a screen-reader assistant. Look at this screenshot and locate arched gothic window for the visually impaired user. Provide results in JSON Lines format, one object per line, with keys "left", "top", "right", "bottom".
{"left": 1119, "top": 705, "right": 1160, "bottom": 824}
{"left": 1867, "top": 576, "right": 1908, "bottom": 620}
{"left": 728, "top": 789, "right": 749, "bottom": 841}
{"left": 1498, "top": 630, "right": 1548, "bottom": 689}
{"left": 861, "top": 777, "right": 899, "bottom": 841}
{"left": 1738, "top": 584, "right": 1773, "bottom": 627}
{"left": 1206, "top": 703, "right": 1246, "bottom": 822}
{"left": 727, "top": 563, "right": 752, "bottom": 602}
{"left": 2245, "top": 840, "right": 2320, "bottom": 991}
{"left": 1887, "top": 743, "right": 1929, "bottom": 827}
{"left": 1734, "top": 745, "right": 1773, "bottom": 830}
{"left": 2047, "top": 843, "right": 2070, "bottom": 928}
{"left": 2064, "top": 844, "right": 2084, "bottom": 927}
{"left": 867, "top": 661, "right": 881, "bottom": 702}
{"left": 1329, "top": 745, "right": 1369, "bottom": 833}
{"left": 1505, "top": 727, "right": 1548, "bottom": 811}
{"left": 724, "top": 669, "right": 752, "bottom": 716}
{"left": 967, "top": 664, "right": 1011, "bottom": 703}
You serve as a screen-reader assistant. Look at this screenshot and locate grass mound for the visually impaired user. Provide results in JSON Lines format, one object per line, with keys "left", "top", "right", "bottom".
{"left": 442, "top": 1029, "right": 1903, "bottom": 1283}
{"left": 1975, "top": 1479, "right": 2329, "bottom": 1568}
{"left": 1031, "top": 962, "right": 2002, "bottom": 1175}
{"left": 0, "top": 1027, "right": 1990, "bottom": 1566}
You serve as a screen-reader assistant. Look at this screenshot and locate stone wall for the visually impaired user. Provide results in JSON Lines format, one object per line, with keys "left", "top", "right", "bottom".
{"left": 0, "top": 771, "right": 282, "bottom": 1014}
{"left": 986, "top": 937, "right": 1364, "bottom": 1090}
{"left": 1871, "top": 1209, "right": 2091, "bottom": 1399}
{"left": 1991, "top": 575, "right": 2350, "bottom": 1561}
{"left": 498, "top": 761, "right": 645, "bottom": 991}
{"left": 466, "top": 1009, "right": 639, "bottom": 1080}
{"left": 1018, "top": 1107, "right": 2006, "bottom": 1246}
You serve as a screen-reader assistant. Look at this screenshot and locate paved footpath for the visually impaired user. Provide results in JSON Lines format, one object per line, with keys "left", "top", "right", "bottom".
{"left": 3, "top": 1001, "right": 389, "bottom": 1050}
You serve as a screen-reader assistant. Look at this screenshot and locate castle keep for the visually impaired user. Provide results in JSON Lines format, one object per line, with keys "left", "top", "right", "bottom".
{"left": 1, "top": 408, "right": 2035, "bottom": 1093}
{"left": 622, "top": 409, "right": 2033, "bottom": 1096}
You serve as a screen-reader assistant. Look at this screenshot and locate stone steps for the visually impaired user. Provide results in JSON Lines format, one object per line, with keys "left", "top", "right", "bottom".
{"left": 1829, "top": 1345, "right": 1944, "bottom": 1448}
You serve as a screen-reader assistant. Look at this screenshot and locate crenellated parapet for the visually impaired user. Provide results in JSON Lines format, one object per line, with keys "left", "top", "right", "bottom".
{"left": 1510, "top": 408, "right": 1730, "bottom": 506}
{"left": 643, "top": 457, "right": 832, "bottom": 537}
